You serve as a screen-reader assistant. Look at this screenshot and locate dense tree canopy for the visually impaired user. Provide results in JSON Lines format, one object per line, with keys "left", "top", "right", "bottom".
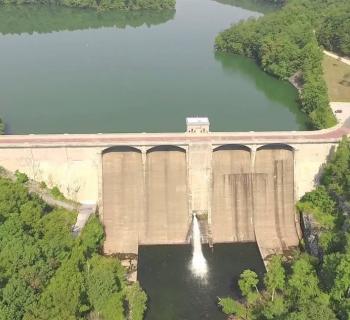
{"left": 216, "top": 0, "right": 350, "bottom": 129}
{"left": 219, "top": 137, "right": 350, "bottom": 319}
{"left": 0, "top": 175, "right": 147, "bottom": 320}
{"left": 0, "top": 0, "right": 175, "bottom": 10}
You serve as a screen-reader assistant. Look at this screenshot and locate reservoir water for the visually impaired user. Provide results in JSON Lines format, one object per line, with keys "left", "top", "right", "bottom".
{"left": 1, "top": 1, "right": 293, "bottom": 318}
{"left": 0, "top": 0, "right": 307, "bottom": 134}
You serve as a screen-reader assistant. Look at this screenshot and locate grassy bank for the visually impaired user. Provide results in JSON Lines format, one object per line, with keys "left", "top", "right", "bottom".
{"left": 323, "top": 55, "right": 350, "bottom": 102}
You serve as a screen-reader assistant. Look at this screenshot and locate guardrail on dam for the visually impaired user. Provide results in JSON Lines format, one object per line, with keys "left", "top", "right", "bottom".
{"left": 0, "top": 117, "right": 349, "bottom": 262}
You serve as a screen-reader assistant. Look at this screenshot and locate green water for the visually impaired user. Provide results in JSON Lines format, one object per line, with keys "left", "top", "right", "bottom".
{"left": 138, "top": 243, "right": 265, "bottom": 320}
{"left": 0, "top": 0, "right": 307, "bottom": 133}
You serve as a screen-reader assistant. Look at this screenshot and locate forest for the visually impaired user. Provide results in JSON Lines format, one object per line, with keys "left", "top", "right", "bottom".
{"left": 219, "top": 137, "right": 350, "bottom": 319}
{"left": 0, "top": 6, "right": 175, "bottom": 35}
{"left": 215, "top": 0, "right": 350, "bottom": 129}
{"left": 0, "top": 0, "right": 175, "bottom": 10}
{"left": 0, "top": 172, "right": 146, "bottom": 320}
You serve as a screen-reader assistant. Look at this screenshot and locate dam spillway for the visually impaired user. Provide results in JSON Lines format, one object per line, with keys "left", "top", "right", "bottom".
{"left": 254, "top": 146, "right": 299, "bottom": 256}
{"left": 144, "top": 146, "right": 188, "bottom": 244}
{"left": 102, "top": 146, "right": 144, "bottom": 254}
{"left": 212, "top": 145, "right": 255, "bottom": 243}
{"left": 101, "top": 119, "right": 302, "bottom": 262}
{"left": 1, "top": 117, "right": 344, "bottom": 262}
{"left": 102, "top": 145, "right": 189, "bottom": 254}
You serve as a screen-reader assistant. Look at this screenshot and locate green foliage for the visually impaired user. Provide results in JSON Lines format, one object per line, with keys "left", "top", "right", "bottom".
{"left": 297, "top": 186, "right": 336, "bottom": 228}
{"left": 0, "top": 0, "right": 175, "bottom": 10}
{"left": 238, "top": 269, "right": 260, "bottom": 304}
{"left": 0, "top": 118, "right": 4, "bottom": 135}
{"left": 219, "top": 255, "right": 336, "bottom": 319}
{"left": 0, "top": 6, "right": 175, "bottom": 35}
{"left": 78, "top": 215, "right": 105, "bottom": 255}
{"left": 218, "top": 297, "right": 247, "bottom": 318}
{"left": 39, "top": 181, "right": 47, "bottom": 189}
{"left": 0, "top": 176, "right": 147, "bottom": 320}
{"left": 50, "top": 186, "right": 65, "bottom": 200}
{"left": 125, "top": 282, "right": 148, "bottom": 320}
{"left": 215, "top": 0, "right": 347, "bottom": 129}
{"left": 317, "top": 7, "right": 350, "bottom": 56}
{"left": 15, "top": 170, "right": 29, "bottom": 184}
{"left": 322, "top": 137, "right": 350, "bottom": 198}
{"left": 264, "top": 255, "right": 285, "bottom": 300}
{"left": 86, "top": 255, "right": 125, "bottom": 312}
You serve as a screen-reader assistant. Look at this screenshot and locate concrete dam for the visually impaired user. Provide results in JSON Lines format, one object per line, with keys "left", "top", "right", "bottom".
{"left": 102, "top": 135, "right": 298, "bottom": 261}
{"left": 0, "top": 116, "right": 349, "bottom": 262}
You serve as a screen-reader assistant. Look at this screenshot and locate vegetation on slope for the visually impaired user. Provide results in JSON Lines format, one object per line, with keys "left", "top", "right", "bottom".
{"left": 215, "top": 0, "right": 350, "bottom": 129}
{"left": 0, "top": 0, "right": 175, "bottom": 11}
{"left": 219, "top": 137, "right": 350, "bottom": 319}
{"left": 0, "top": 175, "right": 146, "bottom": 320}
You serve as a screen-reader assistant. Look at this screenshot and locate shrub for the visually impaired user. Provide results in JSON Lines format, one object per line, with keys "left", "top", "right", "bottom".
{"left": 50, "top": 186, "right": 65, "bottom": 200}
{"left": 15, "top": 170, "right": 29, "bottom": 184}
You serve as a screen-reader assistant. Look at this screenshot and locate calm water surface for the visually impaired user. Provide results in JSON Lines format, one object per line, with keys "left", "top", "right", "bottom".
{"left": 138, "top": 243, "right": 265, "bottom": 320}
{"left": 0, "top": 0, "right": 307, "bottom": 133}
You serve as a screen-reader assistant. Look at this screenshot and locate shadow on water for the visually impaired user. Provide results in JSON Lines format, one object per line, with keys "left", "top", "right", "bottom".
{"left": 138, "top": 243, "right": 265, "bottom": 320}
{"left": 0, "top": 5, "right": 175, "bottom": 35}
{"left": 214, "top": 52, "right": 309, "bottom": 128}
{"left": 212, "top": 0, "right": 279, "bottom": 14}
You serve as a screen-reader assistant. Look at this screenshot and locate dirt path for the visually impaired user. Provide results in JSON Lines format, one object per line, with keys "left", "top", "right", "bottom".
{"left": 324, "top": 50, "right": 350, "bottom": 66}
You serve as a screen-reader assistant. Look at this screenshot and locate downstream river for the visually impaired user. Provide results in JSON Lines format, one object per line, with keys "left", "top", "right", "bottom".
{"left": 0, "top": 0, "right": 307, "bottom": 133}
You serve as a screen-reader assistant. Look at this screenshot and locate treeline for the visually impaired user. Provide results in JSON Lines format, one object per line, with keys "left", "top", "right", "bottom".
{"left": 0, "top": 6, "right": 175, "bottom": 35}
{"left": 0, "top": 174, "right": 146, "bottom": 320}
{"left": 219, "top": 137, "right": 350, "bottom": 319}
{"left": 317, "top": 7, "right": 350, "bottom": 57}
{"left": 0, "top": 119, "right": 4, "bottom": 135}
{"left": 215, "top": 0, "right": 350, "bottom": 129}
{"left": 0, "top": 0, "right": 175, "bottom": 10}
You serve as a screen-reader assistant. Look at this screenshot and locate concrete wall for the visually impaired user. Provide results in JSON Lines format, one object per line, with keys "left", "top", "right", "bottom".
{"left": 0, "top": 140, "right": 337, "bottom": 257}
{"left": 293, "top": 142, "right": 336, "bottom": 200}
{"left": 144, "top": 146, "right": 189, "bottom": 244}
{"left": 102, "top": 147, "right": 144, "bottom": 254}
{"left": 254, "top": 146, "right": 298, "bottom": 258}
{"left": 0, "top": 147, "right": 101, "bottom": 203}
{"left": 211, "top": 145, "right": 255, "bottom": 243}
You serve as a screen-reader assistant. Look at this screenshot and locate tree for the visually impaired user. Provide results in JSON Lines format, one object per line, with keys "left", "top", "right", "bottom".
{"left": 264, "top": 255, "right": 285, "bottom": 301}
{"left": 218, "top": 297, "right": 247, "bottom": 319}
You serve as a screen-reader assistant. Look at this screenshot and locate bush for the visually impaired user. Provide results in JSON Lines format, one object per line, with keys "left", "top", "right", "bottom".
{"left": 15, "top": 170, "right": 29, "bottom": 184}
{"left": 39, "top": 181, "right": 47, "bottom": 189}
{"left": 50, "top": 186, "right": 65, "bottom": 200}
{"left": 0, "top": 118, "right": 4, "bottom": 135}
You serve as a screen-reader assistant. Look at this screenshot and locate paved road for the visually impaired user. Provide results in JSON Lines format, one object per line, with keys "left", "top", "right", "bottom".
{"left": 0, "top": 117, "right": 349, "bottom": 147}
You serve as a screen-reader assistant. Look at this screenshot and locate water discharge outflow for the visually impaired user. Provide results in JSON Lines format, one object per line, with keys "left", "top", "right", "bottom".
{"left": 190, "top": 214, "right": 208, "bottom": 279}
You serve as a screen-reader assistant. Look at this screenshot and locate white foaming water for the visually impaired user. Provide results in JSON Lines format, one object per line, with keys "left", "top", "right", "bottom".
{"left": 190, "top": 214, "right": 208, "bottom": 279}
